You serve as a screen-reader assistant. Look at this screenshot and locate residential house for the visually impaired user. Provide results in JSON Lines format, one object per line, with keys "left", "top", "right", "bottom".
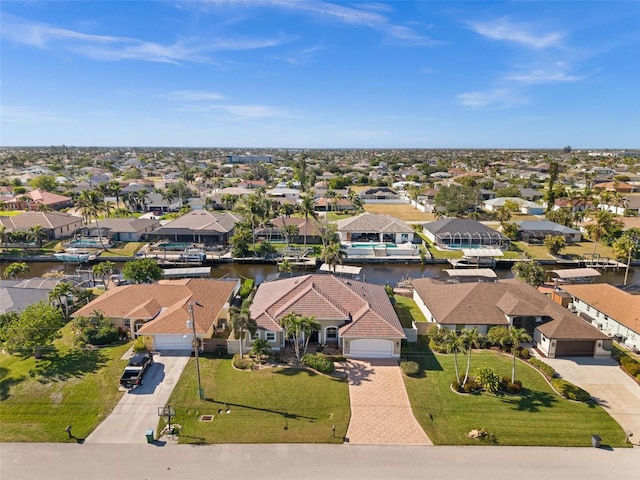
{"left": 0, "top": 277, "right": 79, "bottom": 314}
{"left": 599, "top": 194, "right": 640, "bottom": 216}
{"left": 255, "top": 216, "right": 323, "bottom": 245}
{"left": 358, "top": 187, "right": 401, "bottom": 202}
{"left": 229, "top": 274, "right": 405, "bottom": 358}
{"left": 336, "top": 213, "right": 414, "bottom": 244}
{"left": 560, "top": 283, "right": 640, "bottom": 352}
{"left": 147, "top": 210, "right": 242, "bottom": 246}
{"left": 412, "top": 278, "right": 611, "bottom": 358}
{"left": 594, "top": 181, "right": 634, "bottom": 193}
{"left": 422, "top": 218, "right": 510, "bottom": 250}
{"left": 0, "top": 212, "right": 82, "bottom": 240}
{"left": 1, "top": 189, "right": 72, "bottom": 211}
{"left": 72, "top": 278, "right": 240, "bottom": 350}
{"left": 515, "top": 220, "right": 582, "bottom": 244}
{"left": 483, "top": 197, "right": 545, "bottom": 215}
{"left": 82, "top": 217, "right": 161, "bottom": 242}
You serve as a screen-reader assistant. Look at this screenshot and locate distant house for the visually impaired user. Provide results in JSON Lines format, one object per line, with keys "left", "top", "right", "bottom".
{"left": 82, "top": 217, "right": 161, "bottom": 242}
{"left": 231, "top": 274, "right": 405, "bottom": 358}
{"left": 0, "top": 212, "right": 82, "bottom": 240}
{"left": 72, "top": 278, "right": 240, "bottom": 351}
{"left": 227, "top": 155, "right": 273, "bottom": 164}
{"left": 483, "top": 197, "right": 545, "bottom": 215}
{"left": 560, "top": 283, "right": 640, "bottom": 352}
{"left": 515, "top": 220, "right": 582, "bottom": 243}
{"left": 337, "top": 213, "right": 414, "bottom": 244}
{"left": 255, "top": 216, "right": 323, "bottom": 245}
{"left": 358, "top": 187, "right": 401, "bottom": 202}
{"left": 422, "top": 218, "right": 510, "bottom": 250}
{"left": 1, "top": 189, "right": 72, "bottom": 211}
{"left": 594, "top": 181, "right": 634, "bottom": 193}
{"left": 0, "top": 277, "right": 79, "bottom": 314}
{"left": 147, "top": 210, "right": 242, "bottom": 246}
{"left": 553, "top": 198, "right": 593, "bottom": 213}
{"left": 598, "top": 195, "right": 640, "bottom": 216}
{"left": 412, "top": 278, "right": 611, "bottom": 358}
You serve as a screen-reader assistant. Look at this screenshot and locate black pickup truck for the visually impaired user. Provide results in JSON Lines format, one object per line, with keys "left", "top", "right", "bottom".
{"left": 119, "top": 353, "right": 154, "bottom": 389}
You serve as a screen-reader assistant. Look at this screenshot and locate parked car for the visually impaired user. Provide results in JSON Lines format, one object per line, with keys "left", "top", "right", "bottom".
{"left": 119, "top": 353, "right": 154, "bottom": 389}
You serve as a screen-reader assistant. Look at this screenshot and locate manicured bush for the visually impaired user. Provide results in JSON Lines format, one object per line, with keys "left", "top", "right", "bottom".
{"left": 82, "top": 324, "right": 119, "bottom": 345}
{"left": 551, "top": 378, "right": 592, "bottom": 402}
{"left": 501, "top": 377, "right": 523, "bottom": 394}
{"left": 620, "top": 356, "right": 640, "bottom": 376}
{"left": 529, "top": 358, "right": 556, "bottom": 378}
{"left": 462, "top": 379, "right": 479, "bottom": 393}
{"left": 400, "top": 360, "right": 420, "bottom": 377}
{"left": 301, "top": 353, "right": 334, "bottom": 374}
{"left": 475, "top": 365, "right": 501, "bottom": 393}
{"left": 517, "top": 347, "right": 530, "bottom": 359}
{"left": 232, "top": 354, "right": 253, "bottom": 370}
{"left": 429, "top": 339, "right": 447, "bottom": 354}
{"left": 132, "top": 336, "right": 147, "bottom": 353}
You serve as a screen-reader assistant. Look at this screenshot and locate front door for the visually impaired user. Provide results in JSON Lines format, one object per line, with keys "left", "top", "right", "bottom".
{"left": 325, "top": 327, "right": 338, "bottom": 344}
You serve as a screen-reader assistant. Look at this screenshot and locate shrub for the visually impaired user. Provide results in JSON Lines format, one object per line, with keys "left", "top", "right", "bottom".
{"left": 517, "top": 347, "right": 530, "bottom": 359}
{"left": 232, "top": 354, "right": 253, "bottom": 370}
{"left": 487, "top": 326, "right": 509, "bottom": 347}
{"left": 551, "top": 378, "right": 592, "bottom": 402}
{"left": 239, "top": 279, "right": 255, "bottom": 299}
{"left": 429, "top": 339, "right": 447, "bottom": 354}
{"left": 529, "top": 358, "right": 556, "bottom": 378}
{"left": 500, "top": 376, "right": 523, "bottom": 394}
{"left": 301, "top": 353, "right": 334, "bottom": 374}
{"left": 620, "top": 356, "right": 640, "bottom": 376}
{"left": 82, "top": 324, "right": 119, "bottom": 345}
{"left": 462, "top": 379, "right": 479, "bottom": 393}
{"left": 475, "top": 365, "right": 501, "bottom": 393}
{"left": 400, "top": 360, "right": 420, "bottom": 377}
{"left": 132, "top": 336, "right": 147, "bottom": 353}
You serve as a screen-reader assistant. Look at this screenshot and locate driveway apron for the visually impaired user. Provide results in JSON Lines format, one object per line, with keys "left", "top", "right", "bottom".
{"left": 86, "top": 351, "right": 190, "bottom": 444}
{"left": 343, "top": 359, "right": 431, "bottom": 445}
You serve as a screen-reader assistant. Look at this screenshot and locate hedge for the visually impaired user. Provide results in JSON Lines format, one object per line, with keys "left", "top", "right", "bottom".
{"left": 301, "top": 353, "right": 334, "bottom": 374}
{"left": 529, "top": 358, "right": 556, "bottom": 378}
{"left": 400, "top": 360, "right": 420, "bottom": 377}
{"left": 551, "top": 378, "right": 592, "bottom": 402}
{"left": 620, "top": 356, "right": 640, "bottom": 377}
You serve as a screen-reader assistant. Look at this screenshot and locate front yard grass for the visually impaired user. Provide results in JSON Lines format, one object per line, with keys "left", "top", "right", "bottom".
{"left": 394, "top": 295, "right": 427, "bottom": 328}
{"left": 0, "top": 326, "right": 130, "bottom": 442}
{"left": 403, "top": 348, "right": 627, "bottom": 447}
{"left": 165, "top": 355, "right": 350, "bottom": 444}
{"left": 98, "top": 241, "right": 145, "bottom": 258}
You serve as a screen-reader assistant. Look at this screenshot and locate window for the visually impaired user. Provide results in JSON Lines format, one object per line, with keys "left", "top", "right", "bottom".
{"left": 253, "top": 331, "right": 260, "bottom": 340}
{"left": 326, "top": 328, "right": 338, "bottom": 339}
{"left": 266, "top": 332, "right": 276, "bottom": 342}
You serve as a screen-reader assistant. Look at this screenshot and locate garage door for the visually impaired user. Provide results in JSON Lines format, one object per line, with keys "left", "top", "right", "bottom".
{"left": 152, "top": 335, "right": 192, "bottom": 351}
{"left": 555, "top": 340, "right": 595, "bottom": 357}
{"left": 350, "top": 339, "right": 394, "bottom": 358}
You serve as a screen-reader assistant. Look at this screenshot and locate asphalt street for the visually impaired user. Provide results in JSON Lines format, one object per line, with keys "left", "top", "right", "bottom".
{"left": 1, "top": 443, "right": 638, "bottom": 480}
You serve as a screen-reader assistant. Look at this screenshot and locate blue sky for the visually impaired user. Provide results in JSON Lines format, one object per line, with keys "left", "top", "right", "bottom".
{"left": 1, "top": 1, "right": 639, "bottom": 149}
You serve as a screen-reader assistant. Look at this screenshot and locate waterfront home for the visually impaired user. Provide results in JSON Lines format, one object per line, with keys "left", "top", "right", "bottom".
{"left": 336, "top": 213, "right": 414, "bottom": 244}
{"left": 0, "top": 211, "right": 82, "bottom": 240}
{"left": 147, "top": 210, "right": 242, "bottom": 247}
{"left": 81, "top": 217, "right": 161, "bottom": 242}
{"left": 1, "top": 189, "right": 72, "bottom": 211}
{"left": 422, "top": 218, "right": 510, "bottom": 250}
{"left": 515, "top": 220, "right": 582, "bottom": 243}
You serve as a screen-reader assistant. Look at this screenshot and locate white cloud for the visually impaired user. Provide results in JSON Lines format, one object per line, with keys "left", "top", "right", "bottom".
{"left": 456, "top": 89, "right": 528, "bottom": 109}
{"left": 0, "top": 105, "right": 71, "bottom": 125}
{"left": 163, "top": 90, "right": 227, "bottom": 102}
{"left": 468, "top": 17, "right": 564, "bottom": 49}
{"left": 505, "top": 62, "right": 587, "bottom": 85}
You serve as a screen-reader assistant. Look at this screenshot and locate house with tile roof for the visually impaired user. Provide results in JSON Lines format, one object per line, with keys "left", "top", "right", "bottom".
{"left": 234, "top": 274, "right": 405, "bottom": 358}
{"left": 422, "top": 218, "right": 510, "bottom": 250}
{"left": 82, "top": 217, "right": 161, "bottom": 242}
{"left": 1, "top": 189, "right": 72, "bottom": 211}
{"left": 412, "top": 278, "right": 611, "bottom": 358}
{"left": 146, "top": 210, "right": 242, "bottom": 246}
{"left": 336, "top": 213, "right": 414, "bottom": 244}
{"left": 72, "top": 278, "right": 240, "bottom": 351}
{"left": 0, "top": 211, "right": 82, "bottom": 240}
{"left": 560, "top": 283, "right": 640, "bottom": 352}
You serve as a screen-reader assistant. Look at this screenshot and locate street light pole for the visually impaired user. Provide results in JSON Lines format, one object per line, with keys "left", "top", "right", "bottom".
{"left": 188, "top": 301, "right": 204, "bottom": 399}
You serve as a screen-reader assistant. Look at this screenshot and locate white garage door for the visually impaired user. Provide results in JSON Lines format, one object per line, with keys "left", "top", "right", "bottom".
{"left": 152, "top": 335, "right": 192, "bottom": 351}
{"left": 350, "top": 339, "right": 394, "bottom": 358}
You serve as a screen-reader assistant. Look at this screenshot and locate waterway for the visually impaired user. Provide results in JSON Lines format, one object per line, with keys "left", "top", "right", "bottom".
{"left": 1, "top": 260, "right": 638, "bottom": 287}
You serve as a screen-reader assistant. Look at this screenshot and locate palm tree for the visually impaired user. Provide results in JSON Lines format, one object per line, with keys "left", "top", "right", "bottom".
{"left": 92, "top": 261, "right": 118, "bottom": 289}
{"left": 0, "top": 224, "right": 7, "bottom": 249}
{"left": 279, "top": 312, "right": 320, "bottom": 362}
{"left": 109, "top": 181, "right": 122, "bottom": 209}
{"left": 160, "top": 189, "right": 175, "bottom": 213}
{"left": 229, "top": 305, "right": 257, "bottom": 359}
{"left": 501, "top": 327, "right": 532, "bottom": 383}
{"left": 299, "top": 191, "right": 317, "bottom": 249}
{"left": 77, "top": 190, "right": 107, "bottom": 249}
{"left": 406, "top": 185, "right": 422, "bottom": 210}
{"left": 444, "top": 330, "right": 465, "bottom": 384}
{"left": 27, "top": 224, "right": 47, "bottom": 248}
{"left": 3, "top": 261, "right": 30, "bottom": 279}
{"left": 586, "top": 210, "right": 622, "bottom": 255}
{"left": 321, "top": 241, "right": 346, "bottom": 273}
{"left": 278, "top": 258, "right": 293, "bottom": 276}
{"left": 48, "top": 281, "right": 77, "bottom": 321}
{"left": 461, "top": 328, "right": 481, "bottom": 386}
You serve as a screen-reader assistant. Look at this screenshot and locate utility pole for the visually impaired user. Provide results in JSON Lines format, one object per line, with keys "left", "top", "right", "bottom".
{"left": 188, "top": 301, "right": 204, "bottom": 399}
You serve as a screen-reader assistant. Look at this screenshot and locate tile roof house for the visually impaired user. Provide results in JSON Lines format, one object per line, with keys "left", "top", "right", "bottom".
{"left": 598, "top": 194, "right": 640, "bottom": 216}
{"left": 412, "top": 278, "right": 611, "bottom": 358}
{"left": 336, "top": 213, "right": 414, "bottom": 244}
{"left": 72, "top": 278, "right": 240, "bottom": 351}
{"left": 1, "top": 189, "right": 73, "bottom": 211}
{"left": 422, "top": 218, "right": 510, "bottom": 250}
{"left": 0, "top": 212, "right": 82, "bottom": 240}
{"left": 82, "top": 217, "right": 161, "bottom": 242}
{"left": 483, "top": 197, "right": 545, "bottom": 215}
{"left": 560, "top": 284, "right": 640, "bottom": 352}
{"left": 234, "top": 274, "right": 405, "bottom": 358}
{"left": 255, "top": 216, "right": 323, "bottom": 245}
{"left": 147, "top": 210, "right": 242, "bottom": 246}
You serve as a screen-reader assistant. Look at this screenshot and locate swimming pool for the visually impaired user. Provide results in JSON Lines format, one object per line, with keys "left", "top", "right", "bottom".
{"left": 161, "top": 242, "right": 195, "bottom": 250}
{"left": 349, "top": 243, "right": 397, "bottom": 248}
{"left": 65, "top": 238, "right": 111, "bottom": 248}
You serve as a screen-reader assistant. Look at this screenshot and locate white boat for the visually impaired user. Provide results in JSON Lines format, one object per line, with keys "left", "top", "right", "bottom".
{"left": 178, "top": 248, "right": 206, "bottom": 262}
{"left": 54, "top": 248, "right": 93, "bottom": 263}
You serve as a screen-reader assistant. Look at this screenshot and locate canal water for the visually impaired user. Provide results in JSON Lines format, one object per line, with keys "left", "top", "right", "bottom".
{"left": 1, "top": 260, "right": 638, "bottom": 287}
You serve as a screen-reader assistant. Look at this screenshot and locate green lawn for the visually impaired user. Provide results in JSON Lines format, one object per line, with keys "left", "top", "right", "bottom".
{"left": 512, "top": 240, "right": 617, "bottom": 261}
{"left": 165, "top": 356, "right": 350, "bottom": 444}
{"left": 0, "top": 327, "right": 130, "bottom": 442}
{"left": 403, "top": 348, "right": 627, "bottom": 447}
{"left": 97, "top": 242, "right": 145, "bottom": 258}
{"left": 394, "top": 295, "right": 427, "bottom": 328}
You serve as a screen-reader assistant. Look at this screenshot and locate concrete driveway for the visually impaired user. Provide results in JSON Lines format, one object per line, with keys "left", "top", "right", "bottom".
{"left": 86, "top": 351, "right": 190, "bottom": 444}
{"left": 541, "top": 356, "right": 640, "bottom": 443}
{"left": 343, "top": 359, "right": 431, "bottom": 445}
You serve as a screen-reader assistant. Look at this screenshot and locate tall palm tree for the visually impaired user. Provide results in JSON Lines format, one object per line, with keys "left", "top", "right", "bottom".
{"left": 278, "top": 258, "right": 293, "bottom": 276}
{"left": 502, "top": 327, "right": 532, "bottom": 383}
{"left": 461, "top": 328, "right": 481, "bottom": 386}
{"left": 77, "top": 190, "right": 107, "bottom": 249}
{"left": 444, "top": 330, "right": 465, "bottom": 384}
{"left": 0, "top": 224, "right": 7, "bottom": 249}
{"left": 229, "top": 305, "right": 257, "bottom": 359}
{"left": 586, "top": 210, "right": 622, "bottom": 255}
{"left": 48, "top": 281, "right": 77, "bottom": 321}
{"left": 321, "top": 241, "right": 346, "bottom": 273}
{"left": 300, "top": 191, "right": 317, "bottom": 250}
{"left": 3, "top": 261, "right": 30, "bottom": 279}
{"left": 92, "top": 261, "right": 118, "bottom": 289}
{"left": 109, "top": 181, "right": 122, "bottom": 209}
{"left": 160, "top": 189, "right": 175, "bottom": 213}
{"left": 27, "top": 225, "right": 47, "bottom": 248}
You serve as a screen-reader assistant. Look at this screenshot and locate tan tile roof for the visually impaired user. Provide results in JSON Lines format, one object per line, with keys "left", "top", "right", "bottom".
{"left": 250, "top": 274, "right": 405, "bottom": 338}
{"left": 73, "top": 279, "right": 237, "bottom": 335}
{"left": 412, "top": 278, "right": 608, "bottom": 340}
{"left": 336, "top": 213, "right": 414, "bottom": 234}
{"left": 561, "top": 284, "right": 640, "bottom": 334}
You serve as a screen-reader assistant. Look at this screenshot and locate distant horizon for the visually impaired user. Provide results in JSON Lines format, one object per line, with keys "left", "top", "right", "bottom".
{"left": 2, "top": 1, "right": 639, "bottom": 148}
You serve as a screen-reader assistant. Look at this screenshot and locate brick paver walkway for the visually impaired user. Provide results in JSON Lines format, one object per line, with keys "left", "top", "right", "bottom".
{"left": 342, "top": 359, "right": 432, "bottom": 445}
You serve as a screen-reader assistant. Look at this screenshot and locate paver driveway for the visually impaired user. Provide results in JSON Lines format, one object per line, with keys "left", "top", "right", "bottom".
{"left": 343, "top": 359, "right": 431, "bottom": 445}
{"left": 86, "top": 351, "right": 190, "bottom": 444}
{"left": 541, "top": 356, "right": 640, "bottom": 444}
